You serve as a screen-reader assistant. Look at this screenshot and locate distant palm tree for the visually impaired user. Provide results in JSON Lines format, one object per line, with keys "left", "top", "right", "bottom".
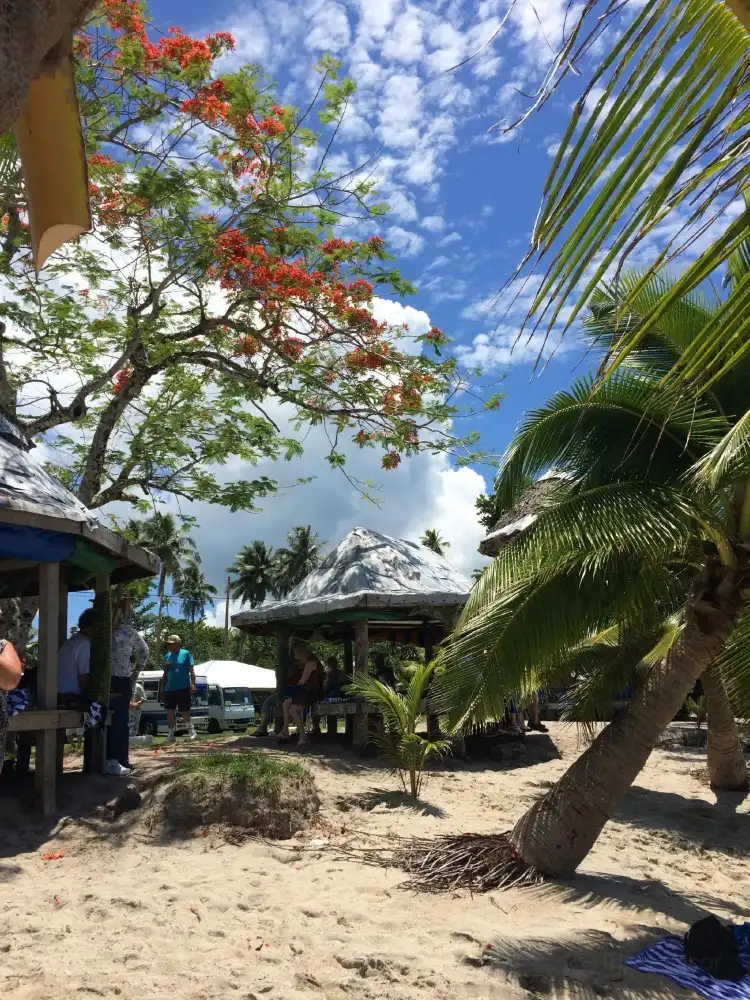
{"left": 174, "top": 564, "right": 218, "bottom": 650}
{"left": 274, "top": 526, "right": 324, "bottom": 597}
{"left": 125, "top": 513, "right": 198, "bottom": 664}
{"left": 228, "top": 541, "right": 278, "bottom": 608}
{"left": 420, "top": 528, "right": 449, "bottom": 557}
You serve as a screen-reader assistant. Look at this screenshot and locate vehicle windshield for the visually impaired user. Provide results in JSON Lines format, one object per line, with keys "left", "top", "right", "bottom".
{"left": 222, "top": 687, "right": 253, "bottom": 707}
{"left": 192, "top": 682, "right": 209, "bottom": 708}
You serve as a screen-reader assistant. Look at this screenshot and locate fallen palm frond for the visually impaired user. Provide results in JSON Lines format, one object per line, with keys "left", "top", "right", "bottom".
{"left": 340, "top": 832, "right": 543, "bottom": 893}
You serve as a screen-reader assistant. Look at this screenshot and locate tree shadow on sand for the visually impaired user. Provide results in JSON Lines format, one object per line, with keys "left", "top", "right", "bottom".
{"left": 614, "top": 784, "right": 750, "bottom": 859}
{"left": 334, "top": 787, "right": 446, "bottom": 818}
{"left": 476, "top": 925, "right": 697, "bottom": 999}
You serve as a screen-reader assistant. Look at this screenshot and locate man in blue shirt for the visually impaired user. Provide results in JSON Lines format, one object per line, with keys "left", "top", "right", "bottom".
{"left": 161, "top": 635, "right": 196, "bottom": 743}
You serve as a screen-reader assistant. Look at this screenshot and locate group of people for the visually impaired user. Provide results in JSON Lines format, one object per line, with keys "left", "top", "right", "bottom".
{"left": 55, "top": 599, "right": 197, "bottom": 775}
{"left": 254, "top": 645, "right": 347, "bottom": 742}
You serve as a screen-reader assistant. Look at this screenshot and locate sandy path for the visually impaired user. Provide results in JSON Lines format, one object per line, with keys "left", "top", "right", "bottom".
{"left": 0, "top": 724, "right": 748, "bottom": 999}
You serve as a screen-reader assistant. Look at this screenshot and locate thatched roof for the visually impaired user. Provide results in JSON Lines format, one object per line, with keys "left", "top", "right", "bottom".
{"left": 0, "top": 415, "right": 158, "bottom": 588}
{"left": 478, "top": 470, "right": 572, "bottom": 557}
{"left": 233, "top": 526, "right": 472, "bottom": 631}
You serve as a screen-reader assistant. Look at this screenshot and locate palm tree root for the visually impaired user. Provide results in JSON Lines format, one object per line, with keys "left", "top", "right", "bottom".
{"left": 387, "top": 832, "right": 544, "bottom": 893}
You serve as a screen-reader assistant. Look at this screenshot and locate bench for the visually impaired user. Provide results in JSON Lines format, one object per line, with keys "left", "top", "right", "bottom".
{"left": 7, "top": 709, "right": 108, "bottom": 814}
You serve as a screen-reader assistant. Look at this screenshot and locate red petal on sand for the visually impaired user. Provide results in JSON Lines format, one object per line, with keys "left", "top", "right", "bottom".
{"left": 41, "top": 852, "right": 65, "bottom": 862}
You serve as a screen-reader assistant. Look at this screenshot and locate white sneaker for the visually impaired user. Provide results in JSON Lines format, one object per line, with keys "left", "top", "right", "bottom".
{"left": 164, "top": 732, "right": 176, "bottom": 744}
{"left": 104, "top": 759, "right": 129, "bottom": 776}
{"left": 188, "top": 727, "right": 197, "bottom": 741}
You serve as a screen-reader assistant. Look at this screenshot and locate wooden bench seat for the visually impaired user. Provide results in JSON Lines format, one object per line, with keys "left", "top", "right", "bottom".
{"left": 7, "top": 709, "right": 109, "bottom": 814}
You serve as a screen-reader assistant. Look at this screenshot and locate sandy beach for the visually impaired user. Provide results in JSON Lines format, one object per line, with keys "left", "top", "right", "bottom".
{"left": 0, "top": 723, "right": 748, "bottom": 1000}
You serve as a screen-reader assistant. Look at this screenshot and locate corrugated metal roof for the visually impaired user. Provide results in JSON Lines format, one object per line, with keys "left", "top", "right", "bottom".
{"left": 0, "top": 433, "right": 98, "bottom": 526}
{"left": 233, "top": 526, "right": 472, "bottom": 627}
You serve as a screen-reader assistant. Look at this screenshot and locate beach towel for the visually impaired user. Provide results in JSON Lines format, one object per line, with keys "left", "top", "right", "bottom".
{"left": 625, "top": 936, "right": 750, "bottom": 999}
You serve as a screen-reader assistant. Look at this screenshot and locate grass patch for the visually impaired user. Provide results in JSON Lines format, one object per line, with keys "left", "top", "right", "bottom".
{"left": 150, "top": 749, "right": 319, "bottom": 840}
{"left": 179, "top": 751, "right": 309, "bottom": 786}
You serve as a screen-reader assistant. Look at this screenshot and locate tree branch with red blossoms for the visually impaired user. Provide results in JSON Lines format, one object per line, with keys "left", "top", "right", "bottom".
{"left": 0, "top": 0, "right": 499, "bottom": 515}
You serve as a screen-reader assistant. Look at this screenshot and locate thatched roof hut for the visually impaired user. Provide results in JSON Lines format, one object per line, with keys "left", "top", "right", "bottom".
{"left": 478, "top": 470, "right": 571, "bottom": 557}
{"left": 233, "top": 526, "right": 472, "bottom": 640}
{"left": 0, "top": 414, "right": 158, "bottom": 593}
{"left": 233, "top": 527, "right": 472, "bottom": 752}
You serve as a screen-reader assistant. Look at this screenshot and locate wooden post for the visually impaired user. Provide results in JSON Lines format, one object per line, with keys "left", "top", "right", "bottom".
{"left": 274, "top": 627, "right": 289, "bottom": 734}
{"left": 424, "top": 632, "right": 440, "bottom": 740}
{"left": 58, "top": 577, "right": 68, "bottom": 647}
{"left": 353, "top": 618, "right": 369, "bottom": 754}
{"left": 223, "top": 575, "right": 231, "bottom": 656}
{"left": 87, "top": 574, "right": 111, "bottom": 774}
{"left": 36, "top": 561, "right": 60, "bottom": 815}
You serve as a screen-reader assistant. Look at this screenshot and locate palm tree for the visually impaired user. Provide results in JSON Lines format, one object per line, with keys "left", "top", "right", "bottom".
{"left": 503, "top": 0, "right": 749, "bottom": 383}
{"left": 420, "top": 528, "right": 449, "bottom": 556}
{"left": 174, "top": 565, "right": 218, "bottom": 650}
{"left": 434, "top": 261, "right": 750, "bottom": 883}
{"left": 125, "top": 513, "right": 199, "bottom": 665}
{"left": 348, "top": 662, "right": 452, "bottom": 799}
{"left": 274, "top": 526, "right": 324, "bottom": 597}
{"left": 228, "top": 541, "right": 278, "bottom": 608}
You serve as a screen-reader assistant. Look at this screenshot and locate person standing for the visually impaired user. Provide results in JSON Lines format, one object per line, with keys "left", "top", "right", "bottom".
{"left": 109, "top": 597, "right": 149, "bottom": 773}
{"left": 162, "top": 635, "right": 197, "bottom": 743}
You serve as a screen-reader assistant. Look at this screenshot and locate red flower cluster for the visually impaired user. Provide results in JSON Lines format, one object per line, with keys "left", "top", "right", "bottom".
{"left": 245, "top": 114, "right": 286, "bottom": 138}
{"left": 425, "top": 326, "right": 443, "bottom": 343}
{"left": 381, "top": 452, "right": 401, "bottom": 470}
{"left": 367, "top": 235, "right": 384, "bottom": 250}
{"left": 320, "top": 238, "right": 353, "bottom": 255}
{"left": 232, "top": 336, "right": 260, "bottom": 357}
{"left": 278, "top": 335, "right": 304, "bottom": 360}
{"left": 345, "top": 343, "right": 390, "bottom": 371}
{"left": 180, "top": 80, "right": 231, "bottom": 123}
{"left": 112, "top": 367, "right": 133, "bottom": 394}
{"left": 100, "top": 1, "right": 235, "bottom": 73}
{"left": 88, "top": 152, "right": 118, "bottom": 168}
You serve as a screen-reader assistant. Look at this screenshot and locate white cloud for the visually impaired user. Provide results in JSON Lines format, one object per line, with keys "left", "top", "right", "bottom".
{"left": 382, "top": 8, "right": 425, "bottom": 63}
{"left": 386, "top": 225, "right": 426, "bottom": 257}
{"left": 305, "top": 0, "right": 352, "bottom": 52}
{"left": 129, "top": 401, "right": 488, "bottom": 586}
{"left": 438, "top": 231, "right": 462, "bottom": 246}
{"left": 371, "top": 297, "right": 431, "bottom": 347}
{"left": 456, "top": 326, "right": 576, "bottom": 370}
{"left": 421, "top": 214, "right": 446, "bottom": 232}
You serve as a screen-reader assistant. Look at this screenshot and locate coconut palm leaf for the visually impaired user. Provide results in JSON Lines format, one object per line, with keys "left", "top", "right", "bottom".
{"left": 511, "top": 0, "right": 749, "bottom": 372}
{"left": 492, "top": 370, "right": 728, "bottom": 516}
{"left": 714, "top": 610, "right": 750, "bottom": 717}
{"left": 0, "top": 131, "right": 18, "bottom": 190}
{"left": 347, "top": 662, "right": 451, "bottom": 798}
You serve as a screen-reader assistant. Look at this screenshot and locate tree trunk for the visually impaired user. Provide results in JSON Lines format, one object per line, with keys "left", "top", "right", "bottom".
{"left": 154, "top": 566, "right": 166, "bottom": 666}
{"left": 702, "top": 664, "right": 748, "bottom": 791}
{"left": 509, "top": 601, "right": 740, "bottom": 877}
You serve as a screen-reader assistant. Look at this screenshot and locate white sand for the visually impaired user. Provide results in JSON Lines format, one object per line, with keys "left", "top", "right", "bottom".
{"left": 1, "top": 723, "right": 748, "bottom": 999}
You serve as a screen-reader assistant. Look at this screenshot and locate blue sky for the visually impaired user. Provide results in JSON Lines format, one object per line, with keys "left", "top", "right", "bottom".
{"left": 67, "top": 0, "right": 641, "bottom": 625}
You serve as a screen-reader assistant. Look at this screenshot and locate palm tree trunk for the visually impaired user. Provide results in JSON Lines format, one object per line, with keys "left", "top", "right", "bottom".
{"left": 509, "top": 600, "right": 740, "bottom": 877}
{"left": 702, "top": 664, "right": 748, "bottom": 791}
{"left": 154, "top": 566, "right": 166, "bottom": 667}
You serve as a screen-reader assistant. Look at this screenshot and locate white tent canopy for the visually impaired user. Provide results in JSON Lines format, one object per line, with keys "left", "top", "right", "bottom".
{"left": 232, "top": 526, "right": 472, "bottom": 628}
{"left": 194, "top": 660, "right": 277, "bottom": 691}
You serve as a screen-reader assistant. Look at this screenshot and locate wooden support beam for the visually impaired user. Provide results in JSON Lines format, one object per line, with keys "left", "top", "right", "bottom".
{"left": 343, "top": 632, "right": 354, "bottom": 676}
{"left": 58, "top": 576, "right": 69, "bottom": 648}
{"left": 36, "top": 561, "right": 60, "bottom": 815}
{"left": 423, "top": 633, "right": 440, "bottom": 740}
{"left": 353, "top": 618, "right": 369, "bottom": 754}
{"left": 274, "top": 628, "right": 290, "bottom": 735}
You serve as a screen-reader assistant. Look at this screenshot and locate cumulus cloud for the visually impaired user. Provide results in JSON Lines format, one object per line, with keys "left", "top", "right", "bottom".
{"left": 421, "top": 214, "right": 446, "bottom": 232}
{"left": 456, "top": 325, "right": 576, "bottom": 370}
{"left": 386, "top": 225, "right": 426, "bottom": 257}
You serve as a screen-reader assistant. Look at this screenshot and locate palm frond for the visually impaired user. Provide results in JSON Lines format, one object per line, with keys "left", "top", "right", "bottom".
{"left": 510, "top": 0, "right": 749, "bottom": 367}
{"left": 493, "top": 370, "right": 727, "bottom": 515}
{"left": 714, "top": 610, "right": 750, "bottom": 718}
{"left": 692, "top": 405, "right": 750, "bottom": 489}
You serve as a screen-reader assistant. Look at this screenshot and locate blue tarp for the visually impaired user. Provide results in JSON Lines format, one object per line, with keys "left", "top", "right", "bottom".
{"left": 0, "top": 523, "right": 75, "bottom": 563}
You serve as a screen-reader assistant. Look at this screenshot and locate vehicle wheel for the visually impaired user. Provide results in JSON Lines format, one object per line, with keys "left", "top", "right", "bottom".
{"left": 207, "top": 719, "right": 221, "bottom": 734}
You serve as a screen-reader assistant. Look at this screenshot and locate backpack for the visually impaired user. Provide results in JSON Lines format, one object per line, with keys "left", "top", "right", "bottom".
{"left": 684, "top": 916, "right": 746, "bottom": 982}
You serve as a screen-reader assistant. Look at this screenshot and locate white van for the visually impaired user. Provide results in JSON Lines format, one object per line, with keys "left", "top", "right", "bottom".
{"left": 196, "top": 660, "right": 276, "bottom": 733}
{"left": 137, "top": 669, "right": 210, "bottom": 736}
{"left": 206, "top": 683, "right": 256, "bottom": 733}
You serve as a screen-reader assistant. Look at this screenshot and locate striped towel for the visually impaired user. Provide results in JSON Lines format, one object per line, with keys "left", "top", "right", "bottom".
{"left": 625, "top": 936, "right": 750, "bottom": 999}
